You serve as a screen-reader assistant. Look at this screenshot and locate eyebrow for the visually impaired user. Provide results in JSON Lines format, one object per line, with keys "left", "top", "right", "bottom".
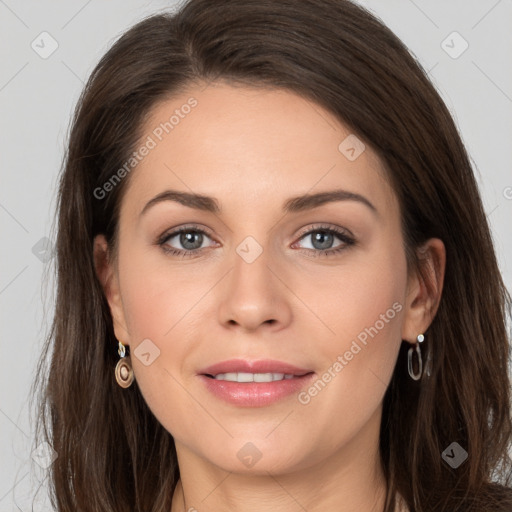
{"left": 139, "top": 188, "right": 377, "bottom": 217}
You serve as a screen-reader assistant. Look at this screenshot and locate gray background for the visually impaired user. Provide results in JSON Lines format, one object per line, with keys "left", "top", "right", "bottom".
{"left": 1, "top": 0, "right": 511, "bottom": 510}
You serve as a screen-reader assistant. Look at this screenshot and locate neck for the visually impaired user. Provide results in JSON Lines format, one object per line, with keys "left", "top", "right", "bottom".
{"left": 170, "top": 407, "right": 388, "bottom": 512}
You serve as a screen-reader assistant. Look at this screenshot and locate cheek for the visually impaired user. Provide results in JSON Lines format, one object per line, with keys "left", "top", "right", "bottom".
{"left": 294, "top": 239, "right": 406, "bottom": 439}
{"left": 297, "top": 232, "right": 406, "bottom": 355}
{"left": 116, "top": 245, "right": 219, "bottom": 429}
{"left": 118, "top": 244, "right": 207, "bottom": 341}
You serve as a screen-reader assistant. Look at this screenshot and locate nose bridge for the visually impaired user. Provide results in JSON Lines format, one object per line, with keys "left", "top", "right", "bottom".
{"left": 230, "top": 232, "right": 275, "bottom": 294}
{"left": 227, "top": 199, "right": 276, "bottom": 277}
{"left": 235, "top": 233, "right": 267, "bottom": 266}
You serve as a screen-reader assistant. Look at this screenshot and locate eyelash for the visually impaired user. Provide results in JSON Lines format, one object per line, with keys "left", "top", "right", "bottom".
{"left": 157, "top": 223, "right": 356, "bottom": 258}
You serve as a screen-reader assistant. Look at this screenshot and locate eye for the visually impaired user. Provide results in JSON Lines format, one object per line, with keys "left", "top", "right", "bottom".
{"left": 157, "top": 223, "right": 356, "bottom": 258}
{"left": 293, "top": 224, "right": 356, "bottom": 256}
{"left": 157, "top": 224, "right": 216, "bottom": 258}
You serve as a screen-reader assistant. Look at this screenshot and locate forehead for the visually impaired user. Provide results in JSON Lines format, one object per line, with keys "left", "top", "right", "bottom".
{"left": 120, "top": 82, "right": 396, "bottom": 220}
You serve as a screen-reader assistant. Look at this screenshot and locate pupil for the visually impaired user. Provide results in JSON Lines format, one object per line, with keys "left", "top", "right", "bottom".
{"left": 181, "top": 231, "right": 202, "bottom": 250}
{"left": 313, "top": 231, "right": 332, "bottom": 250}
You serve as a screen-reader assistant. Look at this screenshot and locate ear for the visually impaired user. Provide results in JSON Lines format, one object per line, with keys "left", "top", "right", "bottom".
{"left": 401, "top": 238, "right": 446, "bottom": 344}
{"left": 93, "top": 234, "right": 131, "bottom": 346}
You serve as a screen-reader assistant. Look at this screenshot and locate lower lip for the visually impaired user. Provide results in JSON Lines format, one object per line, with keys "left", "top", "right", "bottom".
{"left": 198, "top": 373, "right": 315, "bottom": 407}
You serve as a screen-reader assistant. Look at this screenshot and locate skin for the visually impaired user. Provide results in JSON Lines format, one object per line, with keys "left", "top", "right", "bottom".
{"left": 94, "top": 82, "right": 445, "bottom": 512}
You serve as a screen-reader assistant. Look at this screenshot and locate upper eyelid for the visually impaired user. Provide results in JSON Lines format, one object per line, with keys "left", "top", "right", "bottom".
{"left": 159, "top": 223, "right": 214, "bottom": 240}
{"left": 295, "top": 223, "right": 354, "bottom": 239}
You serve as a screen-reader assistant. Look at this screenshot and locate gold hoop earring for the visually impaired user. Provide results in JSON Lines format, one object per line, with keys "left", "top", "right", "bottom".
{"left": 407, "top": 334, "right": 424, "bottom": 381}
{"left": 115, "top": 340, "right": 134, "bottom": 388}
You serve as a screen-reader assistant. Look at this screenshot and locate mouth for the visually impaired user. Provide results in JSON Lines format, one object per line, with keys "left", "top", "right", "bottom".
{"left": 197, "top": 359, "right": 315, "bottom": 407}
{"left": 203, "top": 371, "right": 313, "bottom": 382}
{"left": 198, "top": 358, "right": 314, "bottom": 378}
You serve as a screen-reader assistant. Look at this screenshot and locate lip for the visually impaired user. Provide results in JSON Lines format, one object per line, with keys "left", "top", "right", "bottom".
{"left": 197, "top": 358, "right": 315, "bottom": 407}
{"left": 198, "top": 358, "right": 313, "bottom": 377}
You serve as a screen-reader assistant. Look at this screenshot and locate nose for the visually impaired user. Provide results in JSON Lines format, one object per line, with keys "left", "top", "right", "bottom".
{"left": 217, "top": 241, "right": 293, "bottom": 333}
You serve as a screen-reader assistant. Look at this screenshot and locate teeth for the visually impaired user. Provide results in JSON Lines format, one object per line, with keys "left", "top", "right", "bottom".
{"left": 212, "top": 372, "right": 296, "bottom": 382}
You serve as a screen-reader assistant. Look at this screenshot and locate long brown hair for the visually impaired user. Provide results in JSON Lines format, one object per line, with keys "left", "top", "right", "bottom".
{"left": 34, "top": 0, "right": 512, "bottom": 510}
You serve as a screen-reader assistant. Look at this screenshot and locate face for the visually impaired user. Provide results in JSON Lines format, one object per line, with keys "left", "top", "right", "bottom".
{"left": 95, "top": 82, "right": 434, "bottom": 476}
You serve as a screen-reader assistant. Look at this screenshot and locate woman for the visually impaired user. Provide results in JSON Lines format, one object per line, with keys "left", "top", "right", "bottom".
{"left": 34, "top": 0, "right": 512, "bottom": 510}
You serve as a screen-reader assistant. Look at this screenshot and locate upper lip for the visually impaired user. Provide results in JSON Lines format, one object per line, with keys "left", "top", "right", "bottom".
{"left": 199, "top": 359, "right": 314, "bottom": 377}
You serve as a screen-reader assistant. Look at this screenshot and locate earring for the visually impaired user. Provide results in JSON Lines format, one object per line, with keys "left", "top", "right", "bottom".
{"left": 424, "top": 336, "right": 432, "bottom": 378}
{"left": 115, "top": 340, "right": 134, "bottom": 388}
{"left": 407, "top": 334, "right": 424, "bottom": 381}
